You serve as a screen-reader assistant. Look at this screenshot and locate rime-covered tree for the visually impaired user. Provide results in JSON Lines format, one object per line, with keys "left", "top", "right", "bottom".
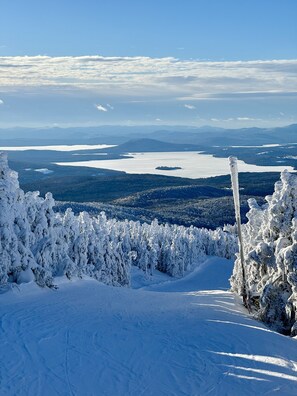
{"left": 0, "top": 153, "right": 36, "bottom": 284}
{"left": 230, "top": 170, "right": 297, "bottom": 334}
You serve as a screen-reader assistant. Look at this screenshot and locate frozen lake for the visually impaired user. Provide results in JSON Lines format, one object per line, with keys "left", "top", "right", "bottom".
{"left": 56, "top": 151, "right": 295, "bottom": 179}
{"left": 0, "top": 144, "right": 115, "bottom": 151}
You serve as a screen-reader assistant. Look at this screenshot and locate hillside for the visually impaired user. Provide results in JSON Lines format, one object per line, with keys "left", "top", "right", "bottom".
{"left": 1, "top": 258, "right": 297, "bottom": 396}
{"left": 149, "top": 124, "right": 297, "bottom": 146}
{"left": 105, "top": 138, "right": 201, "bottom": 152}
{"left": 21, "top": 170, "right": 275, "bottom": 229}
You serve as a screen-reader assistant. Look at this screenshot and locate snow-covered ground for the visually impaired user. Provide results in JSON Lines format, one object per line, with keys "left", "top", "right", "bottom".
{"left": 1, "top": 257, "right": 297, "bottom": 396}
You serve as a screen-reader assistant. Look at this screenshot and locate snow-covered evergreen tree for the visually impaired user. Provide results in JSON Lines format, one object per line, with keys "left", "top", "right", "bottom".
{"left": 0, "top": 153, "right": 36, "bottom": 284}
{"left": 230, "top": 170, "right": 297, "bottom": 335}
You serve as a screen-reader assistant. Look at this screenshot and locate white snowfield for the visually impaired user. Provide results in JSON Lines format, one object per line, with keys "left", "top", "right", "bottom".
{"left": 1, "top": 257, "right": 297, "bottom": 396}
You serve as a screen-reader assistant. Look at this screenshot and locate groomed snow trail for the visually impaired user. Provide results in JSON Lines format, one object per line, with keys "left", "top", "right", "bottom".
{"left": 1, "top": 257, "right": 297, "bottom": 396}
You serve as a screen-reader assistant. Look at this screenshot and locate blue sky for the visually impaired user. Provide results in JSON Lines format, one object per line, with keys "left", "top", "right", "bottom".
{"left": 1, "top": 0, "right": 296, "bottom": 60}
{"left": 0, "top": 0, "right": 296, "bottom": 128}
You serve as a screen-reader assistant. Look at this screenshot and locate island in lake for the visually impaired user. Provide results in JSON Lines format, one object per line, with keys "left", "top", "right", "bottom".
{"left": 155, "top": 166, "right": 182, "bottom": 171}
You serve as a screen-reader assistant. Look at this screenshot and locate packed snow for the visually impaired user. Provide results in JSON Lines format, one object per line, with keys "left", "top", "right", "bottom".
{"left": 1, "top": 258, "right": 297, "bottom": 396}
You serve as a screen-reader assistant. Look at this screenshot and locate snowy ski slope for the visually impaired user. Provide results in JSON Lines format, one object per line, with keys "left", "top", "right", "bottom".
{"left": 1, "top": 257, "right": 297, "bottom": 396}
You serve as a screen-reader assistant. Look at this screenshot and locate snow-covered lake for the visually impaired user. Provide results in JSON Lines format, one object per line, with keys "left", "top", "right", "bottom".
{"left": 56, "top": 151, "right": 295, "bottom": 179}
{"left": 230, "top": 143, "right": 297, "bottom": 148}
{"left": 0, "top": 144, "right": 115, "bottom": 151}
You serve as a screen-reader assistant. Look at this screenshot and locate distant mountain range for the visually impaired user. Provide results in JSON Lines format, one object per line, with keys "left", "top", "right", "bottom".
{"left": 0, "top": 124, "right": 296, "bottom": 147}
{"left": 148, "top": 124, "right": 297, "bottom": 146}
{"left": 105, "top": 138, "right": 201, "bottom": 152}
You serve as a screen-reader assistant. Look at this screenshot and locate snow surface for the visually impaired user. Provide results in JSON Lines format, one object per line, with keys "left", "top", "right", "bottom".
{"left": 1, "top": 257, "right": 297, "bottom": 396}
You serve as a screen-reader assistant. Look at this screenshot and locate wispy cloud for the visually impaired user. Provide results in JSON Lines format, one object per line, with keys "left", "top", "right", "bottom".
{"left": 0, "top": 56, "right": 296, "bottom": 102}
{"left": 0, "top": 56, "right": 296, "bottom": 127}
{"left": 236, "top": 117, "right": 256, "bottom": 121}
{"left": 184, "top": 104, "right": 196, "bottom": 110}
{"left": 211, "top": 116, "right": 262, "bottom": 123}
{"left": 0, "top": 99, "right": 3, "bottom": 105}
{"left": 95, "top": 104, "right": 108, "bottom": 112}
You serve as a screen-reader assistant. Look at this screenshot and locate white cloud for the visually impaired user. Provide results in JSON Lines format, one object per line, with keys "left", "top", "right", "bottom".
{"left": 209, "top": 116, "right": 262, "bottom": 123}
{"left": 236, "top": 117, "right": 255, "bottom": 121}
{"left": 0, "top": 99, "right": 3, "bottom": 105}
{"left": 95, "top": 104, "right": 108, "bottom": 112}
{"left": 0, "top": 56, "right": 296, "bottom": 128}
{"left": 0, "top": 56, "right": 296, "bottom": 102}
{"left": 184, "top": 104, "right": 196, "bottom": 110}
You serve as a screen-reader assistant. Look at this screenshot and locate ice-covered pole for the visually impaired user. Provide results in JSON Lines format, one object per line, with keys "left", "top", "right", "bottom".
{"left": 229, "top": 156, "right": 250, "bottom": 311}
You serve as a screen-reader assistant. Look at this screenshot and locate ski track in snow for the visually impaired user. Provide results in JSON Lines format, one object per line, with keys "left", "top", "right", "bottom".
{"left": 1, "top": 257, "right": 297, "bottom": 396}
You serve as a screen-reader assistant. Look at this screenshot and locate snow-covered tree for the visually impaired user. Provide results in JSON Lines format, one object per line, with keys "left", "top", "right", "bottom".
{"left": 0, "top": 153, "right": 36, "bottom": 284}
{"left": 230, "top": 170, "right": 297, "bottom": 335}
